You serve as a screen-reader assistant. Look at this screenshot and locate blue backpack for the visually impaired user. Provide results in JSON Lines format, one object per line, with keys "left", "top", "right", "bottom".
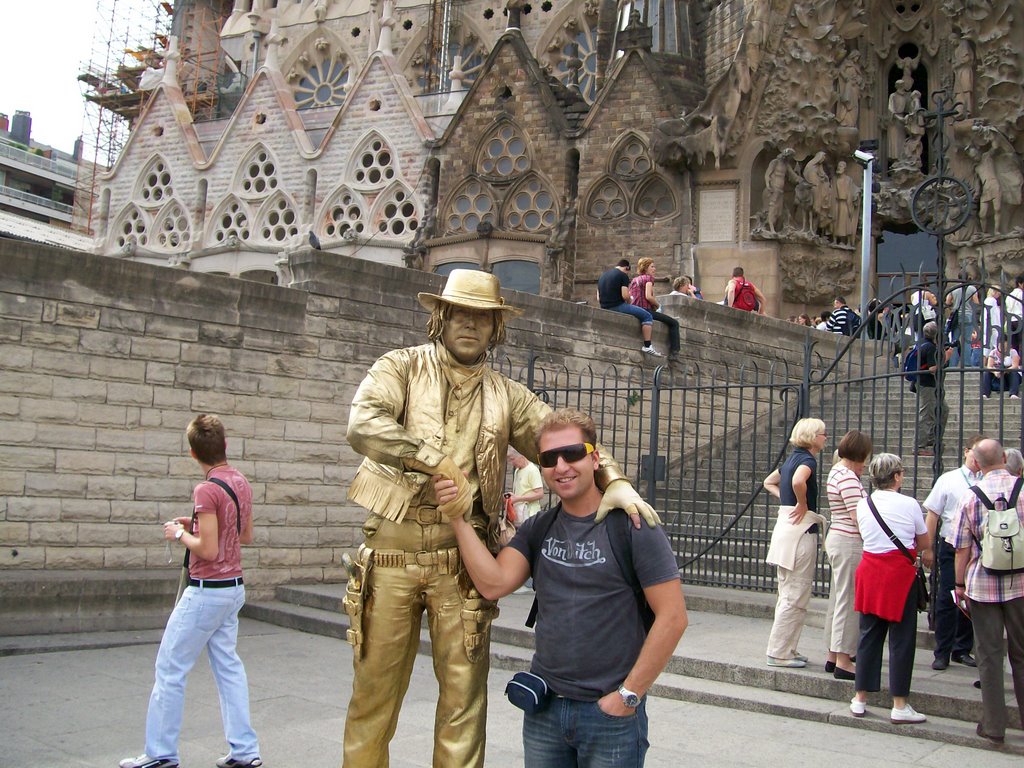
{"left": 903, "top": 345, "right": 920, "bottom": 385}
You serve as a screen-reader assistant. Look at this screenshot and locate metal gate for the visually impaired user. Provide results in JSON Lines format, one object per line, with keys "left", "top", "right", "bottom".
{"left": 501, "top": 276, "right": 1024, "bottom": 596}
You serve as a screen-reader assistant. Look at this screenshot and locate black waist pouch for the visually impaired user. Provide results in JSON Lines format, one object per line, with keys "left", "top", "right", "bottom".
{"left": 505, "top": 671, "right": 551, "bottom": 714}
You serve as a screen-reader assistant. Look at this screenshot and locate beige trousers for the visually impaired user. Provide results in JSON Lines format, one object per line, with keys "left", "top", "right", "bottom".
{"left": 766, "top": 533, "right": 818, "bottom": 659}
{"left": 824, "top": 530, "right": 863, "bottom": 656}
{"left": 342, "top": 516, "right": 494, "bottom": 768}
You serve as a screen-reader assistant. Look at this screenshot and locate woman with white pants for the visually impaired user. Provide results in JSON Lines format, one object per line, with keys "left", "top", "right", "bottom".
{"left": 763, "top": 418, "right": 829, "bottom": 668}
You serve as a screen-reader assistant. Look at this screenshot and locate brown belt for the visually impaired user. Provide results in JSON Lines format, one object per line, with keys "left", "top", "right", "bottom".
{"left": 372, "top": 546, "right": 461, "bottom": 573}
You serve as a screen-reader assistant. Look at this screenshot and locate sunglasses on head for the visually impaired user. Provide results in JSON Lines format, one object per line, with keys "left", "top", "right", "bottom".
{"left": 538, "top": 442, "right": 595, "bottom": 468}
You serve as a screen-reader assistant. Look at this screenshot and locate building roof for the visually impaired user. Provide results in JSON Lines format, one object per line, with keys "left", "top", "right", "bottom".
{"left": 0, "top": 210, "right": 93, "bottom": 251}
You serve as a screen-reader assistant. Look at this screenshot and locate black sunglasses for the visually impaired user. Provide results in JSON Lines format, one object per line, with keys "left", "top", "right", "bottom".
{"left": 538, "top": 442, "right": 595, "bottom": 468}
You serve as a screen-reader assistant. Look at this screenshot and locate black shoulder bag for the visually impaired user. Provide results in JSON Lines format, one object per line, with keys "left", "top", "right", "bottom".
{"left": 865, "top": 495, "right": 929, "bottom": 611}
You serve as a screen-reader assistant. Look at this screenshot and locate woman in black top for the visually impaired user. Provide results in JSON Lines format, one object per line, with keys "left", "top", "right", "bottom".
{"left": 762, "top": 418, "right": 829, "bottom": 668}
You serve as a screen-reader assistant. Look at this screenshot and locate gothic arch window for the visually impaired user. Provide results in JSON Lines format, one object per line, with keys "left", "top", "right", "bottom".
{"left": 610, "top": 133, "right": 654, "bottom": 180}
{"left": 294, "top": 53, "right": 351, "bottom": 109}
{"left": 151, "top": 199, "right": 192, "bottom": 252}
{"left": 501, "top": 174, "right": 558, "bottom": 233}
{"left": 632, "top": 175, "right": 676, "bottom": 220}
{"left": 283, "top": 31, "right": 356, "bottom": 110}
{"left": 236, "top": 144, "right": 279, "bottom": 199}
{"left": 537, "top": 7, "right": 600, "bottom": 103}
{"left": 111, "top": 203, "right": 149, "bottom": 249}
{"left": 320, "top": 185, "right": 367, "bottom": 241}
{"left": 371, "top": 182, "right": 420, "bottom": 239}
{"left": 444, "top": 179, "right": 496, "bottom": 234}
{"left": 348, "top": 132, "right": 398, "bottom": 190}
{"left": 136, "top": 155, "right": 174, "bottom": 208}
{"left": 476, "top": 122, "right": 531, "bottom": 181}
{"left": 254, "top": 192, "right": 300, "bottom": 244}
{"left": 584, "top": 177, "right": 628, "bottom": 221}
{"left": 209, "top": 195, "right": 252, "bottom": 245}
{"left": 398, "top": 23, "right": 488, "bottom": 94}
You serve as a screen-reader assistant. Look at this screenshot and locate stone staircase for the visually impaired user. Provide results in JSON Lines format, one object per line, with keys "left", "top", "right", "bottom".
{"left": 242, "top": 582, "right": 1022, "bottom": 754}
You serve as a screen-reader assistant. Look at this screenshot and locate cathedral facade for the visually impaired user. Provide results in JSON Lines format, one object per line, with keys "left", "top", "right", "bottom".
{"left": 92, "top": 0, "right": 1024, "bottom": 314}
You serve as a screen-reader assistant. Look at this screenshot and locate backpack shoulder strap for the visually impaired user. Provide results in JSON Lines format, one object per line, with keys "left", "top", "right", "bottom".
{"left": 1009, "top": 477, "right": 1024, "bottom": 508}
{"left": 969, "top": 484, "right": 995, "bottom": 510}
{"left": 525, "top": 507, "right": 560, "bottom": 629}
{"left": 603, "top": 509, "right": 655, "bottom": 633}
{"left": 207, "top": 476, "right": 241, "bottom": 533}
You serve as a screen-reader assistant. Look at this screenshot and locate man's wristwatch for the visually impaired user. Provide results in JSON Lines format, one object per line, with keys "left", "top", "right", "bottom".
{"left": 618, "top": 686, "right": 640, "bottom": 709}
{"left": 174, "top": 527, "right": 185, "bottom": 541}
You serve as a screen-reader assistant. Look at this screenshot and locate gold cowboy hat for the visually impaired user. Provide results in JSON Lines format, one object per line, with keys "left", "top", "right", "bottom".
{"left": 417, "top": 269, "right": 523, "bottom": 315}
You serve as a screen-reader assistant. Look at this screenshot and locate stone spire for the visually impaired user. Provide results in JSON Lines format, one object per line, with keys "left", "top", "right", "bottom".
{"left": 163, "top": 36, "right": 181, "bottom": 88}
{"left": 376, "top": 0, "right": 396, "bottom": 56}
{"left": 505, "top": 0, "right": 524, "bottom": 31}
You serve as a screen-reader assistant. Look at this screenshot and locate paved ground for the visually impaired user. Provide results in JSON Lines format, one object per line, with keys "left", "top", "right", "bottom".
{"left": 2, "top": 618, "right": 1022, "bottom": 768}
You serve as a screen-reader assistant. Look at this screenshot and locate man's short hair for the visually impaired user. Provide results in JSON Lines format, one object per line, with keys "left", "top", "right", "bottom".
{"left": 923, "top": 320, "right": 938, "bottom": 340}
{"left": 672, "top": 276, "right": 686, "bottom": 291}
{"left": 425, "top": 303, "right": 507, "bottom": 348}
{"left": 616, "top": 258, "right": 631, "bottom": 269}
{"left": 868, "top": 453, "right": 904, "bottom": 490}
{"left": 535, "top": 408, "right": 598, "bottom": 450}
{"left": 834, "top": 295, "right": 846, "bottom": 305}
{"left": 974, "top": 438, "right": 1005, "bottom": 471}
{"left": 732, "top": 267, "right": 744, "bottom": 278}
{"left": 187, "top": 414, "right": 227, "bottom": 465}
{"left": 1006, "top": 448, "right": 1024, "bottom": 477}
{"left": 837, "top": 430, "right": 872, "bottom": 462}
{"left": 789, "top": 417, "right": 825, "bottom": 449}
{"left": 965, "top": 433, "right": 987, "bottom": 452}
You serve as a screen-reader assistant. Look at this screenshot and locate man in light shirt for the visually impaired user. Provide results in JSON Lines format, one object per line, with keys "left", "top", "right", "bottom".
{"left": 922, "top": 434, "right": 985, "bottom": 670}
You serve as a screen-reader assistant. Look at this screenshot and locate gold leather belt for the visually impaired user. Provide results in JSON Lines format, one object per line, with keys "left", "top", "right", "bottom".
{"left": 405, "top": 506, "right": 443, "bottom": 525}
{"left": 372, "top": 546, "right": 461, "bottom": 573}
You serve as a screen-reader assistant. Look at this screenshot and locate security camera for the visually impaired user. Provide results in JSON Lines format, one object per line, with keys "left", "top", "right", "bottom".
{"left": 853, "top": 149, "right": 874, "bottom": 163}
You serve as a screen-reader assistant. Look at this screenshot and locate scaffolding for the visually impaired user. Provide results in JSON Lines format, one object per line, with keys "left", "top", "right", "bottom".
{"left": 76, "top": 0, "right": 171, "bottom": 234}
{"left": 423, "top": 0, "right": 455, "bottom": 93}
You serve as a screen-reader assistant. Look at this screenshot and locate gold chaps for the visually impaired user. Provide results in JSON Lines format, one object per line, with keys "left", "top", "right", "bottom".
{"left": 342, "top": 510, "right": 498, "bottom": 768}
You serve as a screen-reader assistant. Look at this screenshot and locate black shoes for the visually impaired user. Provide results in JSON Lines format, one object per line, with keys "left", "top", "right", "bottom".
{"left": 931, "top": 657, "right": 949, "bottom": 670}
{"left": 952, "top": 653, "right": 977, "bottom": 667}
{"left": 824, "top": 661, "right": 836, "bottom": 673}
{"left": 833, "top": 667, "right": 856, "bottom": 681}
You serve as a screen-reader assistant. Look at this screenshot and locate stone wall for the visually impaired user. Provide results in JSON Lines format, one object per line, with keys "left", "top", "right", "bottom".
{"left": 0, "top": 238, "right": 836, "bottom": 603}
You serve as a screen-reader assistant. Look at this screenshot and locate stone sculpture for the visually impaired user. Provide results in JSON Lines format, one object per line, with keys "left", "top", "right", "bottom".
{"left": 832, "top": 160, "right": 861, "bottom": 246}
{"left": 803, "top": 151, "right": 834, "bottom": 237}
{"left": 763, "top": 148, "right": 802, "bottom": 234}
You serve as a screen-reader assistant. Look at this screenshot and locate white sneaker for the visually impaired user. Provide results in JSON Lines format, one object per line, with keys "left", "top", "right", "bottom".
{"left": 850, "top": 697, "right": 866, "bottom": 717}
{"left": 641, "top": 346, "right": 664, "bottom": 357}
{"left": 890, "top": 704, "right": 926, "bottom": 724}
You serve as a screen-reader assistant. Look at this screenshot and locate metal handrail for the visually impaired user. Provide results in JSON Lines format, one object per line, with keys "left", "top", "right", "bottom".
{"left": 0, "top": 185, "right": 73, "bottom": 213}
{"left": 0, "top": 142, "right": 78, "bottom": 179}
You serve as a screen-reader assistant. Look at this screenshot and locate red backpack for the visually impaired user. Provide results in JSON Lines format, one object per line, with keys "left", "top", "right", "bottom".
{"left": 732, "top": 278, "right": 757, "bottom": 311}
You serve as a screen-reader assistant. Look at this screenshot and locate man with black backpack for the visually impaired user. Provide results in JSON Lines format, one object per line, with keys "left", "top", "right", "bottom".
{"left": 952, "top": 438, "right": 1024, "bottom": 744}
{"left": 437, "top": 409, "right": 687, "bottom": 767}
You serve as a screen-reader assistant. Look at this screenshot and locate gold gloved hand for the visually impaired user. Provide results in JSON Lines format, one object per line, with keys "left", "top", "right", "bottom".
{"left": 431, "top": 456, "right": 473, "bottom": 521}
{"left": 596, "top": 479, "right": 662, "bottom": 527}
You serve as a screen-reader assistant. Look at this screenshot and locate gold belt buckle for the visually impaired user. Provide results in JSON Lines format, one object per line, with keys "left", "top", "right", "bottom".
{"left": 413, "top": 551, "right": 434, "bottom": 566}
{"left": 412, "top": 507, "right": 442, "bottom": 524}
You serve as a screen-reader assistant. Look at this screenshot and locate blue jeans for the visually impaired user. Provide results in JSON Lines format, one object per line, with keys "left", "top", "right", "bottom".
{"left": 523, "top": 696, "right": 649, "bottom": 767}
{"left": 609, "top": 303, "right": 653, "bottom": 326}
{"left": 144, "top": 585, "right": 259, "bottom": 762}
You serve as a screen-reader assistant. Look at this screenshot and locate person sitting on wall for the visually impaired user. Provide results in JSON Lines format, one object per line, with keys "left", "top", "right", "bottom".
{"left": 597, "top": 258, "right": 663, "bottom": 356}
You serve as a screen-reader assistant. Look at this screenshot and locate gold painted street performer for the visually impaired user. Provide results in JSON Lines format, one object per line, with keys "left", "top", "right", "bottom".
{"left": 341, "top": 269, "right": 659, "bottom": 767}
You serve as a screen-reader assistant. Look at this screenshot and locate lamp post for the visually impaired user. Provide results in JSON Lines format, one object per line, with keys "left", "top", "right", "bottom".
{"left": 854, "top": 141, "right": 878, "bottom": 321}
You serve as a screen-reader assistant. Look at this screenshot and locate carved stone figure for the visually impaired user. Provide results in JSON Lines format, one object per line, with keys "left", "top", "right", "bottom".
{"left": 744, "top": 0, "right": 771, "bottom": 74}
{"left": 971, "top": 123, "right": 1024, "bottom": 235}
{"left": 794, "top": 179, "right": 814, "bottom": 234}
{"left": 651, "top": 114, "right": 726, "bottom": 170}
{"left": 953, "top": 38, "right": 975, "bottom": 116}
{"left": 835, "top": 51, "right": 864, "bottom": 128}
{"left": 832, "top": 160, "right": 861, "bottom": 245}
{"left": 896, "top": 91, "right": 926, "bottom": 172}
{"left": 887, "top": 78, "right": 915, "bottom": 164}
{"left": 803, "top": 151, "right": 834, "bottom": 237}
{"left": 763, "top": 148, "right": 802, "bottom": 234}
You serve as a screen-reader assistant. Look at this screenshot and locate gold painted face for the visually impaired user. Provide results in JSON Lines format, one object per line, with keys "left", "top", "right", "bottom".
{"left": 441, "top": 306, "right": 495, "bottom": 365}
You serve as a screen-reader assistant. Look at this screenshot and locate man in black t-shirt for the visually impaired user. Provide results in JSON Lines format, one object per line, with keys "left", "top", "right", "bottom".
{"left": 916, "top": 321, "right": 950, "bottom": 456}
{"left": 597, "top": 259, "right": 662, "bottom": 356}
{"left": 437, "top": 409, "right": 687, "bottom": 767}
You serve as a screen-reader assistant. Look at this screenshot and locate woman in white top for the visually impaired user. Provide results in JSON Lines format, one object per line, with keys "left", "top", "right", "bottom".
{"left": 983, "top": 286, "right": 1003, "bottom": 356}
{"left": 823, "top": 430, "right": 872, "bottom": 680}
{"left": 982, "top": 338, "right": 1021, "bottom": 399}
{"left": 849, "top": 454, "right": 931, "bottom": 724}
